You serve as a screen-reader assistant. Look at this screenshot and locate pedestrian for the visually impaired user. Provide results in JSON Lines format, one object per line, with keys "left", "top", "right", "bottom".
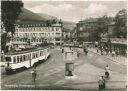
{"left": 97, "top": 48, "right": 99, "bottom": 53}
{"left": 101, "top": 49, "right": 103, "bottom": 55}
{"left": 98, "top": 76, "right": 104, "bottom": 89}
{"left": 77, "top": 51, "right": 80, "bottom": 57}
{"left": 115, "top": 50, "right": 118, "bottom": 56}
{"left": 62, "top": 48, "right": 64, "bottom": 53}
{"left": 112, "top": 51, "right": 115, "bottom": 57}
{"left": 105, "top": 65, "right": 110, "bottom": 72}
{"left": 105, "top": 47, "right": 108, "bottom": 55}
{"left": 31, "top": 68, "right": 37, "bottom": 84}
{"left": 101, "top": 76, "right": 106, "bottom": 88}
{"left": 105, "top": 65, "right": 110, "bottom": 78}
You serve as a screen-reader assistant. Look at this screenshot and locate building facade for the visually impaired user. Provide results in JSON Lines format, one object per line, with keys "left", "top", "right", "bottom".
{"left": 7, "top": 23, "right": 63, "bottom": 49}
{"left": 76, "top": 18, "right": 99, "bottom": 44}
{"left": 107, "top": 22, "right": 115, "bottom": 37}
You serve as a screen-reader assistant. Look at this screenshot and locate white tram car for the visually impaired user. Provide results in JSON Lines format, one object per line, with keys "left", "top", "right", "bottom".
{"left": 4, "top": 47, "right": 50, "bottom": 72}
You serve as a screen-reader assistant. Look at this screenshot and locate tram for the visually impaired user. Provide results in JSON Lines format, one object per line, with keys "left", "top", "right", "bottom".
{"left": 3, "top": 47, "right": 50, "bottom": 72}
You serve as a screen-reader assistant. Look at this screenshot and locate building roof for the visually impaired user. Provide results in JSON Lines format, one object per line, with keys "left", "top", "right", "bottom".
{"left": 16, "top": 23, "right": 62, "bottom": 28}
{"left": 5, "top": 47, "right": 47, "bottom": 55}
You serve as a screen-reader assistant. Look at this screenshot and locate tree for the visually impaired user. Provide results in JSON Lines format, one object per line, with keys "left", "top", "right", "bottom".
{"left": 89, "top": 16, "right": 111, "bottom": 42}
{"left": 114, "top": 9, "right": 127, "bottom": 38}
{"left": 1, "top": 1, "right": 23, "bottom": 52}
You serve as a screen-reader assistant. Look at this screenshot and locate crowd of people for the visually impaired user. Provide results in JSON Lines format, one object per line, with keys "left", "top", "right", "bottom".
{"left": 96, "top": 45, "right": 119, "bottom": 57}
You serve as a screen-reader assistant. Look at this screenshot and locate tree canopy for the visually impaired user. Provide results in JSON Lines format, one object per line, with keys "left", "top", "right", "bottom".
{"left": 1, "top": 1, "right": 23, "bottom": 52}
{"left": 1, "top": 0, "right": 23, "bottom": 34}
{"left": 114, "top": 9, "right": 127, "bottom": 38}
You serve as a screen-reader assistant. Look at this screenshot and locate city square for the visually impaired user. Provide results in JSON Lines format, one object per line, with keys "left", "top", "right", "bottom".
{"left": 1, "top": 0, "right": 127, "bottom": 90}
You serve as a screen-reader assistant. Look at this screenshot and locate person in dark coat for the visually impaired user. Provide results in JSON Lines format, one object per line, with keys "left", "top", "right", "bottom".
{"left": 98, "top": 76, "right": 104, "bottom": 89}
{"left": 77, "top": 51, "right": 80, "bottom": 57}
{"left": 31, "top": 68, "right": 37, "bottom": 83}
{"left": 101, "top": 76, "right": 106, "bottom": 88}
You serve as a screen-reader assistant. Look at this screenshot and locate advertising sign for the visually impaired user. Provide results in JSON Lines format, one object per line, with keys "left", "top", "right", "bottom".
{"left": 65, "top": 63, "right": 74, "bottom": 76}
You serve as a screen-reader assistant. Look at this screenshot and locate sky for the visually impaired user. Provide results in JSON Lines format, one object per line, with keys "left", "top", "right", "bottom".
{"left": 23, "top": 0, "right": 127, "bottom": 23}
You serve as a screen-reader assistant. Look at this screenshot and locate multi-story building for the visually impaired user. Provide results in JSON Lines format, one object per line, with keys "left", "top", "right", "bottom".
{"left": 7, "top": 23, "right": 63, "bottom": 49}
{"left": 107, "top": 22, "right": 115, "bottom": 37}
{"left": 76, "top": 18, "right": 99, "bottom": 43}
{"left": 62, "top": 28, "right": 71, "bottom": 42}
{"left": 100, "top": 21, "right": 127, "bottom": 56}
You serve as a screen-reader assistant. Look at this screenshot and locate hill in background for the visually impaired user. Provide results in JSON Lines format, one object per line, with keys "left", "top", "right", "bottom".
{"left": 17, "top": 8, "right": 76, "bottom": 31}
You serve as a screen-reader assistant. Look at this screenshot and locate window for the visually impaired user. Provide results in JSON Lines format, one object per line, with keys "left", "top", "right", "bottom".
{"left": 34, "top": 53, "right": 35, "bottom": 58}
{"left": 30, "top": 54, "right": 31, "bottom": 60}
{"left": 13, "top": 57, "right": 16, "bottom": 63}
{"left": 27, "top": 54, "right": 29, "bottom": 61}
{"left": 40, "top": 51, "right": 43, "bottom": 56}
{"left": 32, "top": 53, "right": 34, "bottom": 59}
{"left": 36, "top": 52, "right": 38, "bottom": 58}
{"left": 39, "top": 39, "right": 41, "bottom": 42}
{"left": 40, "top": 52, "right": 41, "bottom": 56}
{"left": 23, "top": 55, "right": 25, "bottom": 61}
{"left": 52, "top": 27, "right": 54, "bottom": 31}
{"left": 17, "top": 56, "right": 19, "bottom": 63}
{"left": 5, "top": 57, "right": 11, "bottom": 62}
{"left": 20, "top": 55, "right": 22, "bottom": 62}
{"left": 55, "top": 38, "right": 60, "bottom": 41}
{"left": 56, "top": 33, "right": 60, "bottom": 35}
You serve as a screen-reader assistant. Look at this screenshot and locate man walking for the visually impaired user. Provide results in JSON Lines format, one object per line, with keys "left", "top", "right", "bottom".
{"left": 31, "top": 67, "right": 37, "bottom": 84}
{"left": 98, "top": 76, "right": 104, "bottom": 89}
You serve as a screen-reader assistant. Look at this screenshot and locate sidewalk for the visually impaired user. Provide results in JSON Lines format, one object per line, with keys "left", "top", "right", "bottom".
{"left": 88, "top": 48, "right": 127, "bottom": 66}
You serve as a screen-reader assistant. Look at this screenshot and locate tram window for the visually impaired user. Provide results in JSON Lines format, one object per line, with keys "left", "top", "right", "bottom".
{"left": 40, "top": 51, "right": 42, "bottom": 56}
{"left": 33, "top": 53, "right": 34, "bottom": 58}
{"left": 27, "top": 54, "right": 29, "bottom": 61}
{"left": 27, "top": 54, "right": 30, "bottom": 60}
{"left": 31, "top": 53, "right": 32, "bottom": 59}
{"left": 13, "top": 57, "right": 16, "bottom": 63}
{"left": 34, "top": 53, "right": 35, "bottom": 58}
{"left": 17, "top": 56, "right": 19, "bottom": 63}
{"left": 32, "top": 53, "right": 34, "bottom": 59}
{"left": 37, "top": 52, "right": 38, "bottom": 57}
{"left": 20, "top": 56, "right": 22, "bottom": 62}
{"left": 41, "top": 51, "right": 42, "bottom": 56}
{"left": 33, "top": 53, "right": 35, "bottom": 58}
{"left": 36, "top": 52, "right": 38, "bottom": 57}
{"left": 42, "top": 51, "right": 43, "bottom": 56}
{"left": 38, "top": 51, "right": 40, "bottom": 57}
{"left": 33, "top": 53, "right": 35, "bottom": 59}
{"left": 40, "top": 52, "right": 41, "bottom": 56}
{"left": 25, "top": 54, "right": 28, "bottom": 61}
{"left": 23, "top": 55, "right": 25, "bottom": 61}
{"left": 5, "top": 57, "right": 11, "bottom": 62}
{"left": 30, "top": 54, "right": 31, "bottom": 59}
{"left": 32, "top": 53, "right": 33, "bottom": 59}
{"left": 38, "top": 52, "right": 39, "bottom": 57}
{"left": 35, "top": 52, "right": 37, "bottom": 58}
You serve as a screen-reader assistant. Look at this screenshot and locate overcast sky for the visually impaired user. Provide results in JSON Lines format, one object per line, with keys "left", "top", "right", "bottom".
{"left": 23, "top": 1, "right": 127, "bottom": 23}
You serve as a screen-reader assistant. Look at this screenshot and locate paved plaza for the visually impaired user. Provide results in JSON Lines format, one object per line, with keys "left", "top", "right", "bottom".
{"left": 1, "top": 46, "right": 126, "bottom": 90}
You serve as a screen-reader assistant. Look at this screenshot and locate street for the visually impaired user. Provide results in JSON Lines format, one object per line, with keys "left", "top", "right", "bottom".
{"left": 1, "top": 46, "right": 126, "bottom": 90}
